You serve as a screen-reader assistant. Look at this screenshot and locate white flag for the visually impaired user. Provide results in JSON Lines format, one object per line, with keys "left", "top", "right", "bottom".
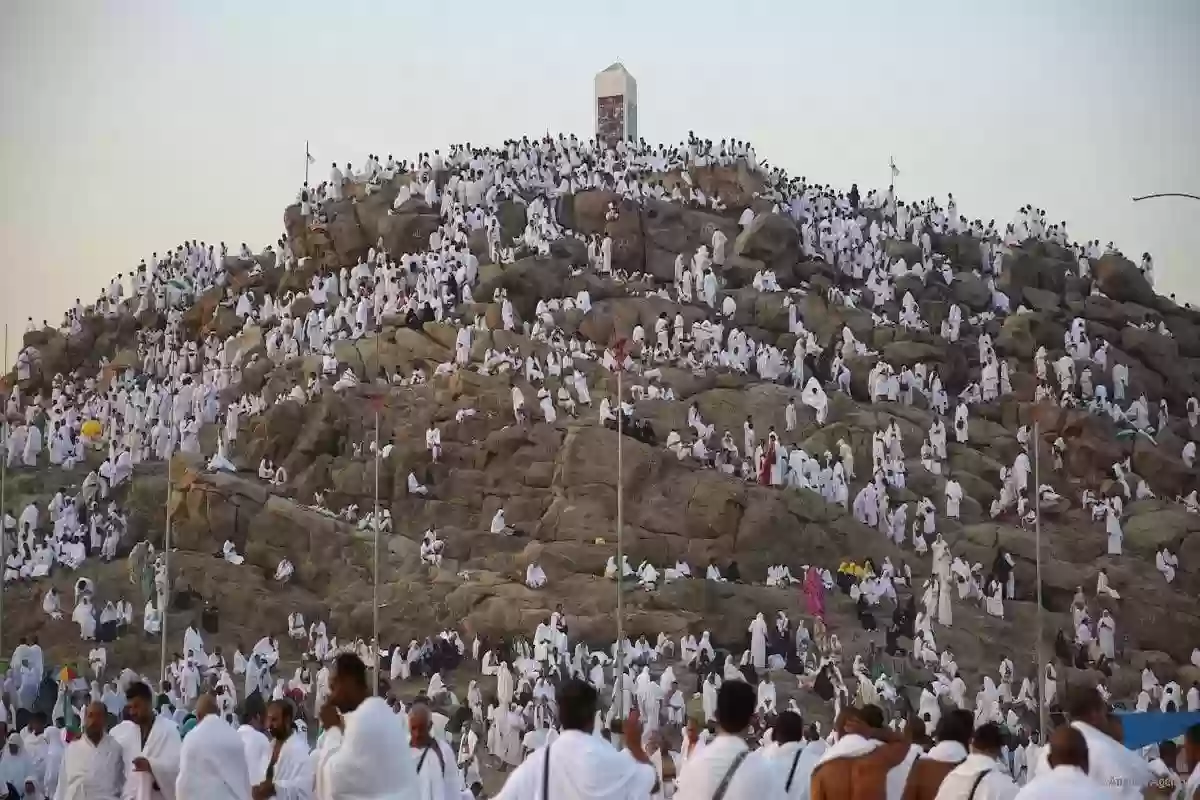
{"left": 307, "top": 151, "right": 316, "bottom": 165}
{"left": 889, "top": 157, "right": 899, "bottom": 178}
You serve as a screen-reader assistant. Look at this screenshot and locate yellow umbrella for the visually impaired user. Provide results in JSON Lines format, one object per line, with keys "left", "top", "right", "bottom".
{"left": 81, "top": 420, "right": 103, "bottom": 438}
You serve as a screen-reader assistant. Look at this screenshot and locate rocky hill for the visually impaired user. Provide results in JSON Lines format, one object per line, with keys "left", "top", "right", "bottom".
{"left": 6, "top": 160, "right": 1200, "bottom": 726}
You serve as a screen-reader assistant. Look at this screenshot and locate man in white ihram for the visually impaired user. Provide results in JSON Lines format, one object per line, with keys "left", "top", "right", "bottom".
{"left": 315, "top": 653, "right": 418, "bottom": 799}
{"left": 55, "top": 702, "right": 124, "bottom": 800}
{"left": 931, "top": 721, "right": 1017, "bottom": 799}
{"left": 408, "top": 703, "right": 460, "bottom": 800}
{"left": 675, "top": 682, "right": 783, "bottom": 800}
{"left": 109, "top": 681, "right": 181, "bottom": 800}
{"left": 248, "top": 699, "right": 313, "bottom": 800}
{"left": 494, "top": 678, "right": 657, "bottom": 800}
{"left": 1030, "top": 687, "right": 1156, "bottom": 799}
{"left": 1013, "top": 727, "right": 1101, "bottom": 800}
{"left": 175, "top": 694, "right": 252, "bottom": 799}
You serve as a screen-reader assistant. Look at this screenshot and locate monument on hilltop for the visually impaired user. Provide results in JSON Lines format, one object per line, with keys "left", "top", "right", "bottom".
{"left": 594, "top": 62, "right": 637, "bottom": 147}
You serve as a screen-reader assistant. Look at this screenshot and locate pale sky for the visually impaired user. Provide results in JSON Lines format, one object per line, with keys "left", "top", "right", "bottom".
{"left": 2, "top": 0, "right": 1198, "bottom": 364}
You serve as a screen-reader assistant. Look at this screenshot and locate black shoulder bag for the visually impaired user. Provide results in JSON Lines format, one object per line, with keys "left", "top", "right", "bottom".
{"left": 713, "top": 750, "right": 750, "bottom": 800}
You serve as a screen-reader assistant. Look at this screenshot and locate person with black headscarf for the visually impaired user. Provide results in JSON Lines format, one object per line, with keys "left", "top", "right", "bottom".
{"left": 1054, "top": 630, "right": 1072, "bottom": 663}
{"left": 856, "top": 595, "right": 877, "bottom": 632}
{"left": 992, "top": 547, "right": 1015, "bottom": 599}
{"left": 894, "top": 594, "right": 916, "bottom": 640}
{"left": 885, "top": 624, "right": 906, "bottom": 657}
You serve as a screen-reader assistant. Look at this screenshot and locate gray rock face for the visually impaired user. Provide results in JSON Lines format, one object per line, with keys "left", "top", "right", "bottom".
{"left": 1094, "top": 254, "right": 1157, "bottom": 306}
{"left": 733, "top": 213, "right": 801, "bottom": 272}
{"left": 7, "top": 164, "right": 1200, "bottom": 716}
{"left": 952, "top": 274, "right": 991, "bottom": 312}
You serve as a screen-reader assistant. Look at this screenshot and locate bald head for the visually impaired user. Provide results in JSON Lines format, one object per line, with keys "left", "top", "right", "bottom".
{"left": 1048, "top": 726, "right": 1088, "bottom": 773}
{"left": 408, "top": 702, "right": 432, "bottom": 746}
{"left": 84, "top": 701, "right": 107, "bottom": 742}
{"left": 195, "top": 694, "right": 219, "bottom": 721}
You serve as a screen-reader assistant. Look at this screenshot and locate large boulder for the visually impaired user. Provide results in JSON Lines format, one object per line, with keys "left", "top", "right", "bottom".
{"left": 882, "top": 341, "right": 944, "bottom": 368}
{"left": 325, "top": 200, "right": 368, "bottom": 264}
{"left": 1120, "top": 326, "right": 1194, "bottom": 406}
{"left": 652, "top": 164, "right": 763, "bottom": 210}
{"left": 642, "top": 202, "right": 738, "bottom": 283}
{"left": 475, "top": 257, "right": 571, "bottom": 323}
{"left": 1021, "top": 286, "right": 1060, "bottom": 313}
{"left": 1000, "top": 248, "right": 1069, "bottom": 296}
{"left": 1122, "top": 503, "right": 1200, "bottom": 555}
{"left": 732, "top": 213, "right": 800, "bottom": 272}
{"left": 577, "top": 297, "right": 705, "bottom": 348}
{"left": 1180, "top": 531, "right": 1200, "bottom": 574}
{"left": 352, "top": 188, "right": 400, "bottom": 245}
{"left": 951, "top": 274, "right": 991, "bottom": 312}
{"left": 377, "top": 208, "right": 441, "bottom": 257}
{"left": 496, "top": 200, "right": 528, "bottom": 243}
{"left": 1081, "top": 295, "right": 1129, "bottom": 328}
{"left": 934, "top": 235, "right": 985, "bottom": 271}
{"left": 1130, "top": 436, "right": 1192, "bottom": 500}
{"left": 995, "top": 313, "right": 1036, "bottom": 359}
{"left": 1094, "top": 254, "right": 1156, "bottom": 306}
{"left": 570, "top": 192, "right": 644, "bottom": 273}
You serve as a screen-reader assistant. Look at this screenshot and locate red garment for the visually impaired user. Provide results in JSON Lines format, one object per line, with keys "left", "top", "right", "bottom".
{"left": 805, "top": 566, "right": 826, "bottom": 620}
{"left": 759, "top": 441, "right": 775, "bottom": 485}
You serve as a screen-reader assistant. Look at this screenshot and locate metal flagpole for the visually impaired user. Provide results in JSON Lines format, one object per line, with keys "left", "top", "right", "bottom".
{"left": 372, "top": 408, "right": 381, "bottom": 696}
{"left": 305, "top": 141, "right": 311, "bottom": 187}
{"left": 1132, "top": 193, "right": 1200, "bottom": 203}
{"left": 1, "top": 324, "right": 8, "bottom": 659}
{"left": 160, "top": 455, "right": 171, "bottom": 685}
{"left": 887, "top": 157, "right": 899, "bottom": 224}
{"left": 1033, "top": 421, "right": 1048, "bottom": 740}
{"left": 614, "top": 348, "right": 626, "bottom": 716}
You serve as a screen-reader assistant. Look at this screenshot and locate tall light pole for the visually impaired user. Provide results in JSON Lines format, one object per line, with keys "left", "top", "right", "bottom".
{"left": 0, "top": 324, "right": 8, "bottom": 659}
{"left": 613, "top": 339, "right": 626, "bottom": 717}
{"left": 0, "top": 416, "right": 5, "bottom": 662}
{"left": 372, "top": 410, "right": 380, "bottom": 694}
{"left": 371, "top": 400, "right": 382, "bottom": 696}
{"left": 1132, "top": 193, "right": 1200, "bottom": 203}
{"left": 160, "top": 455, "right": 172, "bottom": 685}
{"left": 1033, "top": 421, "right": 1047, "bottom": 741}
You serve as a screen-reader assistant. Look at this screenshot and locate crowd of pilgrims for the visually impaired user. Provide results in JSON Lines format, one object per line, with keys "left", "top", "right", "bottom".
{"left": 2, "top": 487, "right": 128, "bottom": 587}
{"left": 2, "top": 129, "right": 1194, "bottom": 593}
{"left": 2, "top": 596, "right": 1199, "bottom": 798}
{"left": 0, "top": 130, "right": 1196, "bottom": 797}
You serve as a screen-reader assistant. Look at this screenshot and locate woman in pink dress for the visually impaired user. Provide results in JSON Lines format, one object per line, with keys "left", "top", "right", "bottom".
{"left": 804, "top": 565, "right": 826, "bottom": 620}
